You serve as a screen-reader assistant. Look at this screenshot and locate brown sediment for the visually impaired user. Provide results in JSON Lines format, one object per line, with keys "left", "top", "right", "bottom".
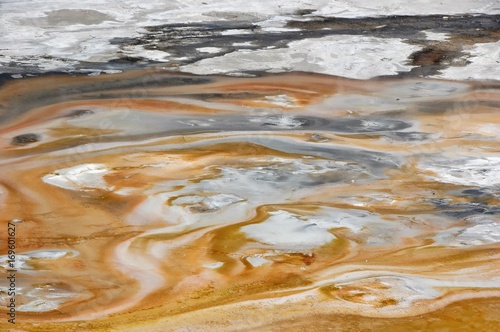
{"left": 0, "top": 70, "right": 499, "bottom": 331}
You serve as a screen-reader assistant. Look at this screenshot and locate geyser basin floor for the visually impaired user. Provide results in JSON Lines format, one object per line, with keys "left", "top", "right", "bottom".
{"left": 0, "top": 70, "right": 499, "bottom": 331}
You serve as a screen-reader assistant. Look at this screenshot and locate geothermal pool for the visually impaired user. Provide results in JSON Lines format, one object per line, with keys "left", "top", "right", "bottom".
{"left": 0, "top": 70, "right": 499, "bottom": 330}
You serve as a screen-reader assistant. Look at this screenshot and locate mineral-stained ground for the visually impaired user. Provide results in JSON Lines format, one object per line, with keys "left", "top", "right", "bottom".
{"left": 0, "top": 1, "right": 499, "bottom": 331}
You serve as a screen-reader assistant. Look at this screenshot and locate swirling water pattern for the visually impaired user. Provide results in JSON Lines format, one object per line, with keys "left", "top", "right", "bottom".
{"left": 0, "top": 71, "right": 499, "bottom": 331}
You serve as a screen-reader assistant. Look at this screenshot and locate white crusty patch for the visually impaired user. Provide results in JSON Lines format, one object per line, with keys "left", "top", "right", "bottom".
{"left": 420, "top": 156, "right": 500, "bottom": 187}
{"left": 42, "top": 163, "right": 113, "bottom": 191}
{"left": 181, "top": 35, "right": 420, "bottom": 79}
{"left": 241, "top": 210, "right": 335, "bottom": 252}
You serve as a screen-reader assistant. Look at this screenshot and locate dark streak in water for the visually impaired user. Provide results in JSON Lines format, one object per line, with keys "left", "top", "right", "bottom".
{"left": 417, "top": 100, "right": 500, "bottom": 114}
{"left": 0, "top": 73, "right": 214, "bottom": 123}
{"left": 428, "top": 199, "right": 500, "bottom": 218}
{"left": 286, "top": 14, "right": 500, "bottom": 35}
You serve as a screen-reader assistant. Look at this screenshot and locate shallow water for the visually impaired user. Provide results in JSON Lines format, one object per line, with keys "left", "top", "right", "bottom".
{"left": 0, "top": 70, "right": 499, "bottom": 331}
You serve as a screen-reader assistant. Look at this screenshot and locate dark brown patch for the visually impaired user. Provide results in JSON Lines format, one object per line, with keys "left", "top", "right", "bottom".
{"left": 11, "top": 133, "right": 40, "bottom": 146}
{"left": 409, "top": 47, "right": 459, "bottom": 66}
